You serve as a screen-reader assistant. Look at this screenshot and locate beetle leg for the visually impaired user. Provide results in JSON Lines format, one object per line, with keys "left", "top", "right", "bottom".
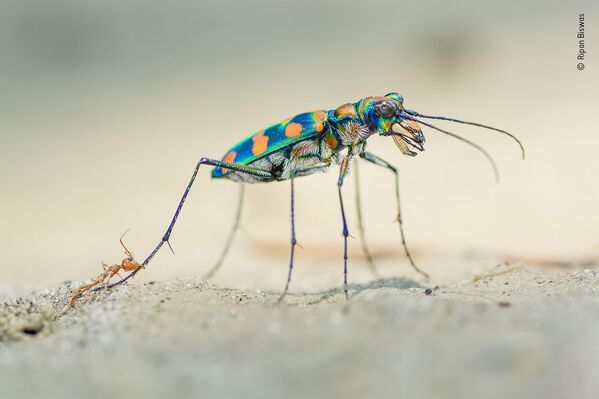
{"left": 353, "top": 161, "right": 380, "bottom": 278}
{"left": 278, "top": 177, "right": 297, "bottom": 302}
{"left": 338, "top": 155, "right": 353, "bottom": 300}
{"left": 277, "top": 165, "right": 331, "bottom": 302}
{"left": 203, "top": 183, "right": 245, "bottom": 280}
{"left": 359, "top": 151, "right": 429, "bottom": 280}
{"left": 107, "top": 158, "right": 273, "bottom": 289}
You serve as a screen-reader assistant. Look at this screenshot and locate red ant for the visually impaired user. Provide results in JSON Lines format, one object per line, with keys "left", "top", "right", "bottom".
{"left": 68, "top": 231, "right": 143, "bottom": 306}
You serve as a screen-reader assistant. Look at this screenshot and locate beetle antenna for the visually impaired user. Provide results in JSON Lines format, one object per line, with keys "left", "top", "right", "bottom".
{"left": 405, "top": 110, "right": 525, "bottom": 159}
{"left": 404, "top": 116, "right": 500, "bottom": 182}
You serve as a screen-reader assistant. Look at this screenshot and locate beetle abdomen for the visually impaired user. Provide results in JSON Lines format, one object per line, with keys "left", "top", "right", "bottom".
{"left": 211, "top": 110, "right": 328, "bottom": 179}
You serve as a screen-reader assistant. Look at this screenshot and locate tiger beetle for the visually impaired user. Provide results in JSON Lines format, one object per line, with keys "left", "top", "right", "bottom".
{"left": 110, "top": 92, "right": 524, "bottom": 301}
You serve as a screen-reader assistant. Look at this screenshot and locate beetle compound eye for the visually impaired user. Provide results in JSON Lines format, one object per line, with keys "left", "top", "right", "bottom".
{"left": 374, "top": 101, "right": 395, "bottom": 118}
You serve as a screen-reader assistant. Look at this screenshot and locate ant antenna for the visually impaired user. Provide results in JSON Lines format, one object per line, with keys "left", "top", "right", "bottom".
{"left": 119, "top": 229, "right": 134, "bottom": 259}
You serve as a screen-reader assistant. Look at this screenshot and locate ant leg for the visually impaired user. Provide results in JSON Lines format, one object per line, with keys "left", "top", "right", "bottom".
{"left": 338, "top": 155, "right": 353, "bottom": 300}
{"left": 69, "top": 286, "right": 88, "bottom": 305}
{"left": 359, "top": 151, "right": 429, "bottom": 280}
{"left": 203, "top": 184, "right": 245, "bottom": 280}
{"left": 278, "top": 177, "right": 297, "bottom": 302}
{"left": 69, "top": 288, "right": 87, "bottom": 306}
{"left": 109, "top": 158, "right": 273, "bottom": 288}
{"left": 353, "top": 161, "right": 380, "bottom": 278}
{"left": 105, "top": 269, "right": 120, "bottom": 289}
{"left": 69, "top": 278, "right": 101, "bottom": 305}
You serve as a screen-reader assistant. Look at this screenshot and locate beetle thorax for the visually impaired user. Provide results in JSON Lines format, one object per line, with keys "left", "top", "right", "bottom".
{"left": 336, "top": 120, "right": 371, "bottom": 146}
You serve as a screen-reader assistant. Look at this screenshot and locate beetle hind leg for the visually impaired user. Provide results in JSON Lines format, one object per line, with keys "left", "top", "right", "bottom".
{"left": 203, "top": 184, "right": 245, "bottom": 280}
{"left": 107, "top": 158, "right": 273, "bottom": 289}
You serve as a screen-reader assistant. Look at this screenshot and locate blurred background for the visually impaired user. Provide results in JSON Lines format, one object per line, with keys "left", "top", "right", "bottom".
{"left": 1, "top": 0, "right": 597, "bottom": 297}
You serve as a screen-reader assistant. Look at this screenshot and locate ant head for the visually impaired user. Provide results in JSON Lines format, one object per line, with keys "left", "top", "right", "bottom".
{"left": 121, "top": 257, "right": 143, "bottom": 271}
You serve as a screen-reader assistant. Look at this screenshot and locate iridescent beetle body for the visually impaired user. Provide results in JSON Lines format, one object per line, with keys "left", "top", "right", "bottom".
{"left": 212, "top": 94, "right": 423, "bottom": 183}
{"left": 111, "top": 92, "right": 524, "bottom": 301}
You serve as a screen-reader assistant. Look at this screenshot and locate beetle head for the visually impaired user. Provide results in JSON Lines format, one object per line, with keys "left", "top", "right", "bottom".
{"left": 358, "top": 92, "right": 426, "bottom": 156}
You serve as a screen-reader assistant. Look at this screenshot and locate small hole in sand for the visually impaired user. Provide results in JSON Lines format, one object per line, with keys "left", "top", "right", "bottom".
{"left": 21, "top": 326, "right": 43, "bottom": 336}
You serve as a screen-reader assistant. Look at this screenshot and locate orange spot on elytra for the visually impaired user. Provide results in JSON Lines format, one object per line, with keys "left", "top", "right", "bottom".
{"left": 285, "top": 122, "right": 303, "bottom": 137}
{"left": 252, "top": 130, "right": 269, "bottom": 156}
{"left": 221, "top": 151, "right": 237, "bottom": 174}
{"left": 314, "top": 110, "right": 327, "bottom": 132}
{"left": 223, "top": 151, "right": 236, "bottom": 163}
{"left": 314, "top": 110, "right": 327, "bottom": 121}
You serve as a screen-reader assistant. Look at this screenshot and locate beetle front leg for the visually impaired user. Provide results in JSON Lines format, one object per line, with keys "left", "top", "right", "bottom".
{"left": 353, "top": 161, "right": 380, "bottom": 278}
{"left": 359, "top": 151, "right": 429, "bottom": 280}
{"left": 337, "top": 154, "right": 353, "bottom": 300}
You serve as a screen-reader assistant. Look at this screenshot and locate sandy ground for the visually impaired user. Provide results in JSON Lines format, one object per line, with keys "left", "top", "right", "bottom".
{"left": 1, "top": 3, "right": 598, "bottom": 399}
{"left": 0, "top": 263, "right": 597, "bottom": 399}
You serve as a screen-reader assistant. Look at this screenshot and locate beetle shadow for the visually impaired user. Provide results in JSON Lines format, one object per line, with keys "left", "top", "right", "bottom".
{"left": 293, "top": 276, "right": 426, "bottom": 303}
